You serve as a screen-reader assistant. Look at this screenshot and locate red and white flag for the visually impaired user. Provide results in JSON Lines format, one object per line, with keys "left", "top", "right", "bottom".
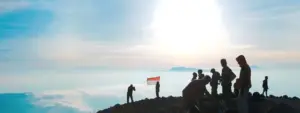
{"left": 147, "top": 76, "right": 160, "bottom": 85}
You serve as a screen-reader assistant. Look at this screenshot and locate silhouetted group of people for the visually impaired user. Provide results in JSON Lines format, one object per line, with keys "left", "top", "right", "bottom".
{"left": 183, "top": 55, "right": 270, "bottom": 113}
{"left": 126, "top": 54, "right": 269, "bottom": 113}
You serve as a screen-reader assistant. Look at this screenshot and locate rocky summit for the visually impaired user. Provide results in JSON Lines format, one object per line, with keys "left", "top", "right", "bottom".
{"left": 97, "top": 93, "right": 300, "bottom": 113}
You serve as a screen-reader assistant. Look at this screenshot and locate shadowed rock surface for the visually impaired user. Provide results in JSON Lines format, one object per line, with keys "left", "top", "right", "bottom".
{"left": 97, "top": 94, "right": 300, "bottom": 113}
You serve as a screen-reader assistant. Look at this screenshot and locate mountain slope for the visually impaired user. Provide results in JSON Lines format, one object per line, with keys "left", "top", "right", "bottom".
{"left": 97, "top": 94, "right": 300, "bottom": 113}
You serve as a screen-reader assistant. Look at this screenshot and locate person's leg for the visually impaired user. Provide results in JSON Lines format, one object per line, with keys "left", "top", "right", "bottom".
{"left": 237, "top": 89, "right": 244, "bottom": 113}
{"left": 225, "top": 85, "right": 231, "bottom": 100}
{"left": 237, "top": 88, "right": 249, "bottom": 113}
{"left": 234, "top": 89, "right": 238, "bottom": 97}
{"left": 222, "top": 85, "right": 226, "bottom": 97}
{"left": 265, "top": 89, "right": 268, "bottom": 97}
{"left": 127, "top": 94, "right": 129, "bottom": 103}
{"left": 243, "top": 88, "right": 249, "bottom": 113}
{"left": 211, "top": 86, "right": 216, "bottom": 97}
{"left": 130, "top": 95, "right": 134, "bottom": 103}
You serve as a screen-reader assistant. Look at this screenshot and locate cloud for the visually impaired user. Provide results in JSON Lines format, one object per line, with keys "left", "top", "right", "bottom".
{"left": 0, "top": 0, "right": 30, "bottom": 13}
{"left": 219, "top": 0, "right": 300, "bottom": 51}
{"left": 0, "top": 93, "right": 87, "bottom": 113}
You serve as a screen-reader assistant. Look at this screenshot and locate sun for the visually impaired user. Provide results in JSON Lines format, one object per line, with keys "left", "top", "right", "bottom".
{"left": 149, "top": 0, "right": 230, "bottom": 57}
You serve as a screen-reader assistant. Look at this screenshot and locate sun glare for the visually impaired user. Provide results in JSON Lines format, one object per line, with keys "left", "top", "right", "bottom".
{"left": 150, "top": 0, "right": 230, "bottom": 57}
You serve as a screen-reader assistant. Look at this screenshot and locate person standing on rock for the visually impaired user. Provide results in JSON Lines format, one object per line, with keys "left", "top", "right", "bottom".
{"left": 236, "top": 55, "right": 251, "bottom": 113}
{"left": 220, "top": 59, "right": 236, "bottom": 101}
{"left": 182, "top": 75, "right": 212, "bottom": 113}
{"left": 156, "top": 81, "right": 160, "bottom": 98}
{"left": 198, "top": 69, "right": 205, "bottom": 79}
{"left": 127, "top": 84, "right": 136, "bottom": 104}
{"left": 191, "top": 72, "right": 197, "bottom": 82}
{"left": 262, "top": 76, "right": 269, "bottom": 97}
{"left": 210, "top": 68, "right": 221, "bottom": 97}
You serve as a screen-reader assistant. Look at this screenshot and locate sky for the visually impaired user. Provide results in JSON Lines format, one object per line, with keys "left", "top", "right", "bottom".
{"left": 1, "top": 0, "right": 300, "bottom": 73}
{"left": 1, "top": 0, "right": 300, "bottom": 82}
{"left": 1, "top": 0, "right": 300, "bottom": 112}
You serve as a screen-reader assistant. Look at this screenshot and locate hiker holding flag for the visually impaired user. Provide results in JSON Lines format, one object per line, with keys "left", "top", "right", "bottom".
{"left": 156, "top": 81, "right": 160, "bottom": 98}
{"left": 147, "top": 76, "right": 160, "bottom": 98}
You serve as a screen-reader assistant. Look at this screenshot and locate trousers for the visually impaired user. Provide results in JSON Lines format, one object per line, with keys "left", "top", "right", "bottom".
{"left": 237, "top": 88, "right": 249, "bottom": 113}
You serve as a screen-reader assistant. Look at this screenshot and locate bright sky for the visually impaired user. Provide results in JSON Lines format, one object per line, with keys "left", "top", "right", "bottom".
{"left": 1, "top": 0, "right": 300, "bottom": 72}
{"left": 1, "top": 0, "right": 300, "bottom": 112}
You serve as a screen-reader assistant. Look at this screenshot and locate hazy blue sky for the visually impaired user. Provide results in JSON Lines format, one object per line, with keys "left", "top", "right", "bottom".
{"left": 1, "top": 0, "right": 300, "bottom": 73}
{"left": 1, "top": 0, "right": 300, "bottom": 112}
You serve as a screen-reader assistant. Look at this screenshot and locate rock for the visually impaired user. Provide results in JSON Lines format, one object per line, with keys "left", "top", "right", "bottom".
{"left": 97, "top": 95, "right": 300, "bottom": 113}
{"left": 283, "top": 95, "right": 289, "bottom": 99}
{"left": 292, "top": 96, "right": 299, "bottom": 100}
{"left": 269, "top": 95, "right": 275, "bottom": 98}
{"left": 267, "top": 103, "right": 297, "bottom": 113}
{"left": 252, "top": 92, "right": 264, "bottom": 102}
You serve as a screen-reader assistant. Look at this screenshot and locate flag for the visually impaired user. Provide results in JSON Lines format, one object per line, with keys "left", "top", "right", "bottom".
{"left": 147, "top": 76, "right": 160, "bottom": 85}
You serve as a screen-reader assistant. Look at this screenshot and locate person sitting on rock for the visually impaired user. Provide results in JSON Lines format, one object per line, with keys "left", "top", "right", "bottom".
{"left": 191, "top": 72, "right": 197, "bottom": 82}
{"left": 262, "top": 76, "right": 269, "bottom": 97}
{"left": 182, "top": 75, "right": 212, "bottom": 113}
{"left": 197, "top": 69, "right": 205, "bottom": 79}
{"left": 210, "top": 68, "right": 221, "bottom": 97}
{"left": 127, "top": 84, "right": 136, "bottom": 104}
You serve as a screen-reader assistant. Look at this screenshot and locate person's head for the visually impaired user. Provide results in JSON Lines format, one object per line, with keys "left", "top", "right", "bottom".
{"left": 157, "top": 81, "right": 160, "bottom": 84}
{"left": 130, "top": 84, "right": 133, "bottom": 87}
{"left": 193, "top": 72, "right": 197, "bottom": 77}
{"left": 236, "top": 55, "right": 248, "bottom": 67}
{"left": 265, "top": 76, "right": 268, "bottom": 80}
{"left": 203, "top": 75, "right": 211, "bottom": 84}
{"left": 210, "top": 68, "right": 216, "bottom": 73}
{"left": 198, "top": 69, "right": 203, "bottom": 74}
{"left": 220, "top": 59, "right": 227, "bottom": 67}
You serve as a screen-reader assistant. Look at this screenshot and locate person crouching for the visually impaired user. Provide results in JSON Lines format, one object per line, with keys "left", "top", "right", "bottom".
{"left": 182, "top": 75, "right": 212, "bottom": 113}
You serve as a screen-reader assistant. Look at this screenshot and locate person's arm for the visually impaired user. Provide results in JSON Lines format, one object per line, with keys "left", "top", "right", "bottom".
{"left": 204, "top": 88, "right": 211, "bottom": 96}
{"left": 230, "top": 69, "right": 236, "bottom": 81}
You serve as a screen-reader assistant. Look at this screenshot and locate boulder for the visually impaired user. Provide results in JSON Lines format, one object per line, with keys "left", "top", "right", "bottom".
{"left": 267, "top": 103, "right": 297, "bottom": 113}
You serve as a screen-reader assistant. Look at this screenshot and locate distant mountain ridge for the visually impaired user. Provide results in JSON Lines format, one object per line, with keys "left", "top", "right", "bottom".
{"left": 169, "top": 66, "right": 210, "bottom": 72}
{"left": 169, "top": 65, "right": 260, "bottom": 72}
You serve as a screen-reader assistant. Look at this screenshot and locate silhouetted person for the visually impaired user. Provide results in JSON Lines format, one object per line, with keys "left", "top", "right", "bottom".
{"left": 198, "top": 69, "right": 204, "bottom": 79}
{"left": 182, "top": 75, "right": 212, "bottom": 113}
{"left": 236, "top": 55, "right": 251, "bottom": 113}
{"left": 234, "top": 78, "right": 240, "bottom": 97}
{"left": 156, "top": 81, "right": 160, "bottom": 98}
{"left": 127, "top": 84, "right": 136, "bottom": 104}
{"left": 210, "top": 68, "right": 221, "bottom": 97}
{"left": 191, "top": 72, "right": 197, "bottom": 82}
{"left": 262, "top": 76, "right": 268, "bottom": 97}
{"left": 220, "top": 59, "right": 236, "bottom": 101}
